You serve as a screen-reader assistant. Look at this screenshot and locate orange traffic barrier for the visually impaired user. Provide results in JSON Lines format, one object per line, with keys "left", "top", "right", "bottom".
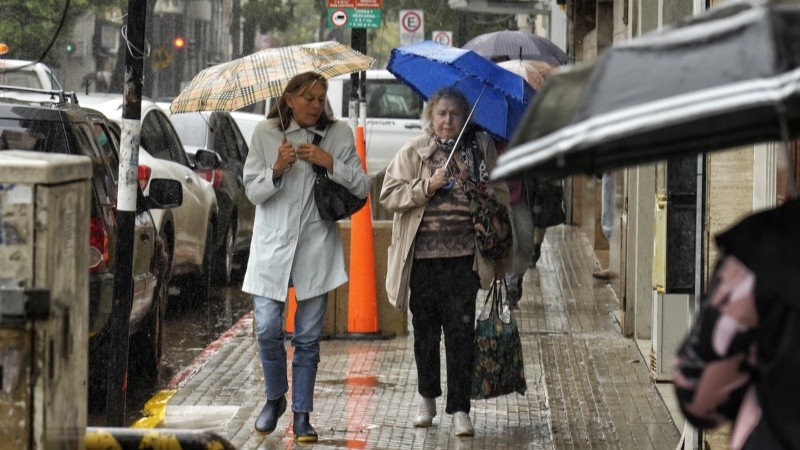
{"left": 284, "top": 287, "right": 297, "bottom": 334}
{"left": 347, "top": 125, "right": 380, "bottom": 336}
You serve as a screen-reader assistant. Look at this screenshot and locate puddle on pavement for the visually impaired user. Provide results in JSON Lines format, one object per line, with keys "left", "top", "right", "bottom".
{"left": 316, "top": 376, "right": 395, "bottom": 389}
{"left": 160, "top": 405, "right": 239, "bottom": 429}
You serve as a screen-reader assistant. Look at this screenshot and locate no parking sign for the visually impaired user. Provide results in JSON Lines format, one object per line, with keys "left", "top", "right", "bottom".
{"left": 399, "top": 9, "right": 424, "bottom": 45}
{"left": 432, "top": 31, "right": 452, "bottom": 46}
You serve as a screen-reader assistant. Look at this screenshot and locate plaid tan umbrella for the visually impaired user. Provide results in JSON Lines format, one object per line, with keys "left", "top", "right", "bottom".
{"left": 169, "top": 41, "right": 375, "bottom": 114}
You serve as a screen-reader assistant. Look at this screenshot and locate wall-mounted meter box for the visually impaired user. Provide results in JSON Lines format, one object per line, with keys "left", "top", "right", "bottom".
{"left": 0, "top": 151, "right": 91, "bottom": 450}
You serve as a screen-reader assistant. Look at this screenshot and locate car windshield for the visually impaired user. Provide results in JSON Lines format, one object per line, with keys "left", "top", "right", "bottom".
{"left": 168, "top": 113, "right": 208, "bottom": 148}
{"left": 0, "top": 70, "right": 43, "bottom": 89}
{"left": 343, "top": 80, "right": 423, "bottom": 120}
{"left": 0, "top": 118, "right": 67, "bottom": 153}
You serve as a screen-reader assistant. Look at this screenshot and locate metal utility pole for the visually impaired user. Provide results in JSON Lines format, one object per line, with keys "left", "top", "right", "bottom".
{"left": 348, "top": 29, "right": 367, "bottom": 128}
{"left": 106, "top": 0, "right": 147, "bottom": 426}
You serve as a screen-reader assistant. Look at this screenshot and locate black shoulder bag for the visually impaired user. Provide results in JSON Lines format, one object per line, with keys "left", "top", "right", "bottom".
{"left": 310, "top": 132, "right": 367, "bottom": 221}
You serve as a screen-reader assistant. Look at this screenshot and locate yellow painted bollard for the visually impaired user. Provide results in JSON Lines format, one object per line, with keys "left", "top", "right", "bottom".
{"left": 86, "top": 427, "right": 236, "bottom": 450}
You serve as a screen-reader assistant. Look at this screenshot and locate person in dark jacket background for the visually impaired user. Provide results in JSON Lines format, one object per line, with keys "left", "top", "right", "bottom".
{"left": 673, "top": 197, "right": 800, "bottom": 449}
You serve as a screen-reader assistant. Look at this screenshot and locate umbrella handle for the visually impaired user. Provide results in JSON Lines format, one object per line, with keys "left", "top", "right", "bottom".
{"left": 444, "top": 85, "right": 487, "bottom": 169}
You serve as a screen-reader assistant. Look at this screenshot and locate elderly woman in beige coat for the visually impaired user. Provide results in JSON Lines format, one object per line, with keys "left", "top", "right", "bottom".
{"left": 380, "top": 87, "right": 511, "bottom": 437}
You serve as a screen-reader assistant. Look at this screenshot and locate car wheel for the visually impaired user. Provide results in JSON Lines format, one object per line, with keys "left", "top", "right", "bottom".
{"left": 211, "top": 222, "right": 235, "bottom": 287}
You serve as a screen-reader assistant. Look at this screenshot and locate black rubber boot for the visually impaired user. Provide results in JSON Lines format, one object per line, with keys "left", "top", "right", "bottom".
{"left": 293, "top": 412, "right": 319, "bottom": 443}
{"left": 254, "top": 396, "right": 286, "bottom": 435}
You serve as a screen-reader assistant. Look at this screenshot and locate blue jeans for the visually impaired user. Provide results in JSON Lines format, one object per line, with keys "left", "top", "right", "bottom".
{"left": 253, "top": 294, "right": 327, "bottom": 413}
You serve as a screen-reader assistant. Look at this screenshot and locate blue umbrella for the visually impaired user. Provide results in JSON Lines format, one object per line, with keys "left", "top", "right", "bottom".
{"left": 387, "top": 40, "right": 536, "bottom": 141}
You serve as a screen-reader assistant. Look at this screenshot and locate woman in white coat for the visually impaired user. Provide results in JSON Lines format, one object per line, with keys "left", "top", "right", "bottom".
{"left": 242, "top": 72, "right": 370, "bottom": 442}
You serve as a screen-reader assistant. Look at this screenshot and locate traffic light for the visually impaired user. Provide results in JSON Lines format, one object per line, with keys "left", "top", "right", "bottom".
{"left": 172, "top": 36, "right": 186, "bottom": 50}
{"left": 65, "top": 41, "right": 76, "bottom": 55}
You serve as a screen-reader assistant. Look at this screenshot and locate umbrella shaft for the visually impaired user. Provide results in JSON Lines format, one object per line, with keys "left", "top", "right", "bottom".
{"left": 444, "top": 86, "right": 486, "bottom": 168}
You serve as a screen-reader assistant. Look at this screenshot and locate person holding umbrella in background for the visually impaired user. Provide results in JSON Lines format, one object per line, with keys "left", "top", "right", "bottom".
{"left": 492, "top": 56, "right": 562, "bottom": 306}
{"left": 380, "top": 87, "right": 512, "bottom": 437}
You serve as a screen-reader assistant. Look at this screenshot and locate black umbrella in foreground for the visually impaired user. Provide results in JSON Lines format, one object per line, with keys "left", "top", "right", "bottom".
{"left": 493, "top": 0, "right": 800, "bottom": 180}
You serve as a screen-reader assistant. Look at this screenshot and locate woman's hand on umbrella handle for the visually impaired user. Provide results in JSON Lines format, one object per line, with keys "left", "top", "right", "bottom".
{"left": 427, "top": 167, "right": 448, "bottom": 195}
{"left": 297, "top": 143, "right": 333, "bottom": 171}
{"left": 273, "top": 138, "right": 297, "bottom": 176}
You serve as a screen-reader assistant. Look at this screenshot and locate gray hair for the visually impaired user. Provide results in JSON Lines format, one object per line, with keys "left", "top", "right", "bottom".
{"left": 421, "top": 87, "right": 470, "bottom": 137}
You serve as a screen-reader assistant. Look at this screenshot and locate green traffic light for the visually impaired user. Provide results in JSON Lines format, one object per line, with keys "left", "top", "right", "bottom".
{"left": 66, "top": 42, "right": 75, "bottom": 54}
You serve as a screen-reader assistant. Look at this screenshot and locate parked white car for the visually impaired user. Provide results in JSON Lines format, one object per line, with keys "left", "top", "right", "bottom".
{"left": 229, "top": 110, "right": 265, "bottom": 148}
{"left": 327, "top": 69, "right": 423, "bottom": 176}
{"left": 0, "top": 59, "right": 62, "bottom": 91}
{"left": 79, "top": 93, "right": 220, "bottom": 302}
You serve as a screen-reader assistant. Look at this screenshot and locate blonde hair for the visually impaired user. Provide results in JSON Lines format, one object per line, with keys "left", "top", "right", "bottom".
{"left": 421, "top": 87, "right": 470, "bottom": 137}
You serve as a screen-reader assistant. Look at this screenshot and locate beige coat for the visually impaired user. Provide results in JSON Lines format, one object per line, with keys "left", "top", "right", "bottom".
{"left": 379, "top": 132, "right": 512, "bottom": 310}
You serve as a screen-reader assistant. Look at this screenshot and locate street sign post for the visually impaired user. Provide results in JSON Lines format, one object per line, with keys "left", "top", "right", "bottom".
{"left": 399, "top": 10, "right": 424, "bottom": 45}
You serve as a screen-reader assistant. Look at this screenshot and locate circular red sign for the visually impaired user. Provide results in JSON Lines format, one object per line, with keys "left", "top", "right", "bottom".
{"left": 331, "top": 9, "right": 348, "bottom": 28}
{"left": 401, "top": 11, "right": 422, "bottom": 33}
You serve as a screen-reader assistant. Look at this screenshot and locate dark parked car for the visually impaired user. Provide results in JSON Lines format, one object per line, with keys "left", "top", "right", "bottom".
{"left": 162, "top": 106, "right": 255, "bottom": 286}
{"left": 0, "top": 87, "right": 182, "bottom": 405}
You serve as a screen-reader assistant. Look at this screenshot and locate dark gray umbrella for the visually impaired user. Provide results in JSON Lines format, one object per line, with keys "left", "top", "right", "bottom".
{"left": 493, "top": 0, "right": 800, "bottom": 180}
{"left": 463, "top": 30, "right": 568, "bottom": 66}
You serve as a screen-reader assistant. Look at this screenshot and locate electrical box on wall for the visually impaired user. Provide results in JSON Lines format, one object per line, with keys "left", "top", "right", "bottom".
{"left": 0, "top": 151, "right": 91, "bottom": 450}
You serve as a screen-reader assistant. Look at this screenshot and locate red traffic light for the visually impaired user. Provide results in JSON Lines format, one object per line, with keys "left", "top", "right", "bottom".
{"left": 173, "top": 36, "right": 186, "bottom": 50}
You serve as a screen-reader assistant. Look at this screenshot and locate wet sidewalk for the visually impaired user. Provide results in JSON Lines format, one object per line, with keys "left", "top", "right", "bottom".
{"left": 140, "top": 225, "right": 680, "bottom": 449}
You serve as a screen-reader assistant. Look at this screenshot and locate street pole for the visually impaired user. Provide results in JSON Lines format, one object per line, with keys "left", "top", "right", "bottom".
{"left": 348, "top": 29, "right": 366, "bottom": 130}
{"left": 106, "top": 0, "right": 146, "bottom": 426}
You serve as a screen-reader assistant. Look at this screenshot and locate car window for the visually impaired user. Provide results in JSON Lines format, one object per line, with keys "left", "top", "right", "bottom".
{"left": 45, "top": 69, "right": 61, "bottom": 90}
{"left": 210, "top": 113, "right": 230, "bottom": 158}
{"left": 141, "top": 111, "right": 171, "bottom": 160}
{"left": 74, "top": 122, "right": 116, "bottom": 208}
{"left": 90, "top": 118, "right": 119, "bottom": 184}
{"left": 342, "top": 80, "right": 423, "bottom": 120}
{"left": 0, "top": 118, "right": 68, "bottom": 153}
{"left": 229, "top": 116, "right": 249, "bottom": 161}
{"left": 218, "top": 115, "right": 241, "bottom": 161}
{"left": 154, "top": 111, "right": 189, "bottom": 165}
{"left": 169, "top": 113, "right": 209, "bottom": 148}
{"left": 142, "top": 110, "right": 189, "bottom": 166}
{"left": 0, "top": 71, "right": 41, "bottom": 89}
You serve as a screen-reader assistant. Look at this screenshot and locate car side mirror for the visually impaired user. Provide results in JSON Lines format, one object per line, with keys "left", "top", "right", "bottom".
{"left": 194, "top": 148, "right": 221, "bottom": 170}
{"left": 146, "top": 178, "right": 183, "bottom": 209}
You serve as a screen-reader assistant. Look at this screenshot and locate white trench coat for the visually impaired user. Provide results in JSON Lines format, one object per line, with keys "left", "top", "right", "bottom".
{"left": 241, "top": 118, "right": 371, "bottom": 302}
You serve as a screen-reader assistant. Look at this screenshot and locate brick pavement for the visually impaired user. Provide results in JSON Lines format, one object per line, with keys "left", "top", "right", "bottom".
{"left": 137, "top": 225, "right": 680, "bottom": 449}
